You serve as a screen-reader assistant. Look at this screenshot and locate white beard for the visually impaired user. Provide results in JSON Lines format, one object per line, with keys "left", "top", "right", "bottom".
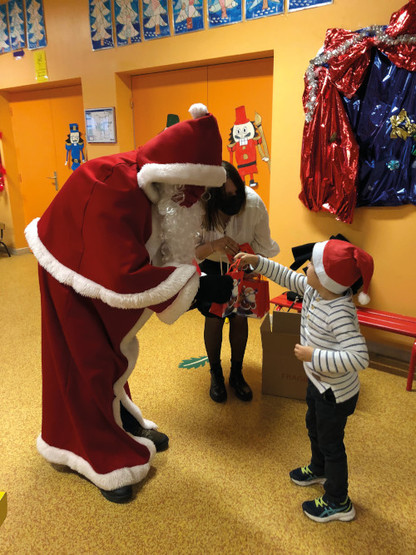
{"left": 157, "top": 185, "right": 203, "bottom": 266}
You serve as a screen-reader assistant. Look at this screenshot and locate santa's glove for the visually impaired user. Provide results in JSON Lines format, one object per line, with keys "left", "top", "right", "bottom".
{"left": 190, "top": 275, "right": 233, "bottom": 315}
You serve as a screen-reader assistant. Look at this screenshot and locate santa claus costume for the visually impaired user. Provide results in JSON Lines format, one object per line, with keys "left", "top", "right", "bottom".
{"left": 25, "top": 104, "right": 226, "bottom": 501}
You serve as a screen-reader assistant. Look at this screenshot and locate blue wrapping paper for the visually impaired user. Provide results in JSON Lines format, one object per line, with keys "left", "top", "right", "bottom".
{"left": 342, "top": 50, "right": 416, "bottom": 207}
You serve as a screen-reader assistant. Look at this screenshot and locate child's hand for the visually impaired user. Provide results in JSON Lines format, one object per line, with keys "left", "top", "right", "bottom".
{"left": 234, "top": 252, "right": 259, "bottom": 269}
{"left": 294, "top": 344, "right": 314, "bottom": 362}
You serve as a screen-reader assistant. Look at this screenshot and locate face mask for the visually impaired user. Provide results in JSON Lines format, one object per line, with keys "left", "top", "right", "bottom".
{"left": 219, "top": 194, "right": 244, "bottom": 216}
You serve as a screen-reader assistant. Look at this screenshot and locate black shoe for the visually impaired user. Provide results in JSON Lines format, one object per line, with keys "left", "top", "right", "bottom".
{"left": 210, "top": 365, "right": 227, "bottom": 403}
{"left": 120, "top": 403, "right": 169, "bottom": 452}
{"left": 129, "top": 424, "right": 169, "bottom": 452}
{"left": 229, "top": 372, "right": 253, "bottom": 402}
{"left": 100, "top": 485, "right": 133, "bottom": 504}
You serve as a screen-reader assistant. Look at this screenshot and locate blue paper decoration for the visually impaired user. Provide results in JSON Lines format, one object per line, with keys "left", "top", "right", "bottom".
{"left": 0, "top": 4, "right": 11, "bottom": 54}
{"left": 89, "top": 0, "right": 114, "bottom": 50}
{"left": 288, "top": 0, "right": 332, "bottom": 12}
{"left": 208, "top": 0, "right": 242, "bottom": 28}
{"left": 173, "top": 0, "right": 204, "bottom": 35}
{"left": 142, "top": 0, "right": 171, "bottom": 40}
{"left": 245, "top": 0, "right": 284, "bottom": 21}
{"left": 26, "top": 0, "right": 47, "bottom": 50}
{"left": 114, "top": 0, "right": 141, "bottom": 46}
{"left": 8, "top": 0, "right": 26, "bottom": 51}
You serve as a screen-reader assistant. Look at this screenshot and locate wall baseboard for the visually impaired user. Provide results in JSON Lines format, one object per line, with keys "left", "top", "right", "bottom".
{"left": 11, "top": 247, "right": 32, "bottom": 256}
{"left": 367, "top": 339, "right": 410, "bottom": 377}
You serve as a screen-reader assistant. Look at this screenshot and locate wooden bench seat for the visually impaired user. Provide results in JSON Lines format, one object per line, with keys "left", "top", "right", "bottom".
{"left": 270, "top": 292, "right": 416, "bottom": 391}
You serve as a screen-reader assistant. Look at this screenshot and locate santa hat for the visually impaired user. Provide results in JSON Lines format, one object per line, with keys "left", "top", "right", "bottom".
{"left": 234, "top": 105, "right": 250, "bottom": 126}
{"left": 312, "top": 239, "right": 374, "bottom": 305}
{"left": 137, "top": 103, "right": 226, "bottom": 203}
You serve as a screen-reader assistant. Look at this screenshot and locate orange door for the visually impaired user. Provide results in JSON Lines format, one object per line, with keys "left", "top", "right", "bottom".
{"left": 131, "top": 59, "right": 273, "bottom": 207}
{"left": 10, "top": 85, "right": 84, "bottom": 224}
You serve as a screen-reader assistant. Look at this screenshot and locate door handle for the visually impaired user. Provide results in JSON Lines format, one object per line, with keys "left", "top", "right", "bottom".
{"left": 46, "top": 171, "right": 58, "bottom": 191}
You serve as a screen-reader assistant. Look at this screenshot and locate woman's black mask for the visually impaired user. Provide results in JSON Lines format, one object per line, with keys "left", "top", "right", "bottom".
{"left": 219, "top": 193, "right": 244, "bottom": 216}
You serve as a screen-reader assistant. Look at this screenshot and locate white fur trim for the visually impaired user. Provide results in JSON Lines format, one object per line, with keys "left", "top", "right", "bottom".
{"left": 37, "top": 435, "right": 151, "bottom": 490}
{"left": 312, "top": 240, "right": 347, "bottom": 295}
{"left": 188, "top": 103, "right": 208, "bottom": 119}
{"left": 157, "top": 272, "right": 199, "bottom": 324}
{"left": 25, "top": 218, "right": 198, "bottom": 310}
{"left": 137, "top": 163, "right": 226, "bottom": 201}
{"left": 358, "top": 292, "right": 370, "bottom": 305}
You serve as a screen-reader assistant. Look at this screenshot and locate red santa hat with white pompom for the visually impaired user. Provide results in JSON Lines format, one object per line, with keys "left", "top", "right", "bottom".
{"left": 136, "top": 103, "right": 226, "bottom": 203}
{"left": 312, "top": 239, "right": 374, "bottom": 305}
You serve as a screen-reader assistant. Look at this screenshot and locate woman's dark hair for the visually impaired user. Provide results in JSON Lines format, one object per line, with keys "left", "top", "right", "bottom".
{"left": 202, "top": 161, "right": 246, "bottom": 231}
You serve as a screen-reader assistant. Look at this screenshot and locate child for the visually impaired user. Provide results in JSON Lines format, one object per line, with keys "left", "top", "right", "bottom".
{"left": 235, "top": 239, "right": 374, "bottom": 523}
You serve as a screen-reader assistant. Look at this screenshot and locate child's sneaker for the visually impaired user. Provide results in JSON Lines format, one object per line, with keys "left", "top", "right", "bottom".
{"left": 289, "top": 465, "right": 326, "bottom": 486}
{"left": 302, "top": 495, "right": 356, "bottom": 523}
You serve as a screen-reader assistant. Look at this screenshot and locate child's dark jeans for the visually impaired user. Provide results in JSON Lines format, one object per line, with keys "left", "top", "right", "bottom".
{"left": 306, "top": 379, "right": 359, "bottom": 504}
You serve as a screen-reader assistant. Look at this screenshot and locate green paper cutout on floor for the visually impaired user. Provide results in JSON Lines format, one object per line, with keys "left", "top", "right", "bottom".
{"left": 179, "top": 356, "right": 209, "bottom": 369}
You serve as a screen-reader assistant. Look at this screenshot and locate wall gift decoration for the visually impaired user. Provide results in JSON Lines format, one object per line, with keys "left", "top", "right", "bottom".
{"left": 26, "top": 0, "right": 47, "bottom": 49}
{"left": 115, "top": 0, "right": 141, "bottom": 46}
{"left": 89, "top": 0, "right": 114, "bottom": 50}
{"left": 0, "top": 3, "right": 11, "bottom": 54}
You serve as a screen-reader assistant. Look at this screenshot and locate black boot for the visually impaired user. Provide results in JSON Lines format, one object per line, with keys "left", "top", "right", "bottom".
{"left": 229, "top": 360, "right": 253, "bottom": 402}
{"left": 209, "top": 363, "right": 227, "bottom": 403}
{"left": 120, "top": 403, "right": 169, "bottom": 452}
{"left": 100, "top": 485, "right": 133, "bottom": 503}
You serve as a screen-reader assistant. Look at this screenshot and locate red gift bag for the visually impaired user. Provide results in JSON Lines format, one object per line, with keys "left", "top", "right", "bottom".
{"left": 209, "top": 258, "right": 270, "bottom": 319}
{"left": 237, "top": 275, "right": 270, "bottom": 319}
{"left": 209, "top": 260, "right": 245, "bottom": 318}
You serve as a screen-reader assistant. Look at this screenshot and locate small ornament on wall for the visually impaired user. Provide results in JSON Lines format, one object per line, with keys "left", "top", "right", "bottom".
{"left": 8, "top": 0, "right": 26, "bottom": 51}
{"left": 142, "top": 0, "right": 171, "bottom": 40}
{"left": 89, "top": 0, "right": 114, "bottom": 51}
{"left": 115, "top": 0, "right": 141, "bottom": 46}
{"left": 245, "top": 0, "right": 283, "bottom": 21}
{"left": 207, "top": 0, "right": 242, "bottom": 29}
{"left": 173, "top": 0, "right": 204, "bottom": 35}
{"left": 0, "top": 3, "right": 11, "bottom": 54}
{"left": 288, "top": 0, "right": 333, "bottom": 12}
{"left": 26, "top": 0, "right": 47, "bottom": 50}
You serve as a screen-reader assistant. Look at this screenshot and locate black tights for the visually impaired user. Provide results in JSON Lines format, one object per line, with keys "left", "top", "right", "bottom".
{"left": 204, "top": 314, "right": 248, "bottom": 367}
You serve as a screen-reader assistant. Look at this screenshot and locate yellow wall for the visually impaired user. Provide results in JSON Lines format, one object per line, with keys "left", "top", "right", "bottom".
{"left": 0, "top": 0, "right": 415, "bottom": 348}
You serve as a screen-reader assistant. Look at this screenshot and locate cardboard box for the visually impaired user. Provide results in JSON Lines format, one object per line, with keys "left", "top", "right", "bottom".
{"left": 260, "top": 311, "right": 308, "bottom": 401}
{"left": 0, "top": 492, "right": 6, "bottom": 527}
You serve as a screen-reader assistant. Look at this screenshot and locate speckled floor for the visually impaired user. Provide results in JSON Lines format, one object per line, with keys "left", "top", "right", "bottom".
{"left": 1, "top": 253, "right": 415, "bottom": 554}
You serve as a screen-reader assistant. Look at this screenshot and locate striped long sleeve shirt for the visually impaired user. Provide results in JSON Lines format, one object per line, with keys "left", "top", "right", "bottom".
{"left": 255, "top": 256, "right": 369, "bottom": 403}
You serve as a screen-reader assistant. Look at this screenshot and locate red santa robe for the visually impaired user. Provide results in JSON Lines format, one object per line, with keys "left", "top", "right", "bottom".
{"left": 25, "top": 105, "right": 226, "bottom": 491}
